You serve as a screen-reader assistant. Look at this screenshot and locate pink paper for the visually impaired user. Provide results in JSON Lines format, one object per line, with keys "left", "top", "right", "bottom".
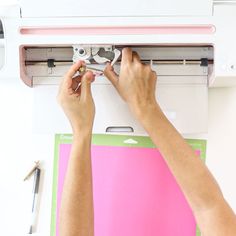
{"left": 56, "top": 145, "right": 199, "bottom": 236}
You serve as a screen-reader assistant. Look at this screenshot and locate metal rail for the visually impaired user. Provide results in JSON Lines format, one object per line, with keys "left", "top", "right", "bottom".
{"left": 25, "top": 59, "right": 213, "bottom": 66}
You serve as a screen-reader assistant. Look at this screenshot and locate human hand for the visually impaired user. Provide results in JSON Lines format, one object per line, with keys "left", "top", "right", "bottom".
{"left": 57, "top": 61, "right": 95, "bottom": 136}
{"left": 104, "top": 47, "right": 159, "bottom": 121}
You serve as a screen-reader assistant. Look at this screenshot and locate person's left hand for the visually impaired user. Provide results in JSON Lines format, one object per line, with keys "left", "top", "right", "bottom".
{"left": 57, "top": 61, "right": 95, "bottom": 136}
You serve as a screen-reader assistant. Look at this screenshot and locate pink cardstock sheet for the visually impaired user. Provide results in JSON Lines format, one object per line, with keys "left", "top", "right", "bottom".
{"left": 56, "top": 145, "right": 200, "bottom": 236}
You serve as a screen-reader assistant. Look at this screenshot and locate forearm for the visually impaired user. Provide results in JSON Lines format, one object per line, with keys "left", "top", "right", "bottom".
{"left": 137, "top": 104, "right": 236, "bottom": 235}
{"left": 59, "top": 133, "right": 94, "bottom": 236}
{"left": 104, "top": 47, "right": 236, "bottom": 235}
{"left": 136, "top": 103, "right": 225, "bottom": 209}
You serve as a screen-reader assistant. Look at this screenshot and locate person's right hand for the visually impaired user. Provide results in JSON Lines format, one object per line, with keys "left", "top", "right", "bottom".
{"left": 57, "top": 61, "right": 95, "bottom": 136}
{"left": 104, "top": 47, "right": 159, "bottom": 121}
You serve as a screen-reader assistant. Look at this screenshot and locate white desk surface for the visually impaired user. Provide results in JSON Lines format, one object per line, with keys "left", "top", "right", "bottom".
{"left": 0, "top": 81, "right": 236, "bottom": 235}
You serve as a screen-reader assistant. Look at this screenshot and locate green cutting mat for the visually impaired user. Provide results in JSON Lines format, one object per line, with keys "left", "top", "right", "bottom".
{"left": 51, "top": 134, "right": 207, "bottom": 236}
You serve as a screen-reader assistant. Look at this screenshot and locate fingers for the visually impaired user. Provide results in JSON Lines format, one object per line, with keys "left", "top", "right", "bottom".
{"left": 151, "top": 70, "right": 157, "bottom": 86}
{"left": 121, "top": 48, "right": 141, "bottom": 63}
{"left": 71, "top": 75, "right": 82, "bottom": 91}
{"left": 121, "top": 48, "right": 133, "bottom": 65}
{"left": 66, "top": 61, "right": 85, "bottom": 78}
{"left": 104, "top": 63, "right": 119, "bottom": 88}
{"left": 63, "top": 61, "right": 85, "bottom": 88}
{"left": 80, "top": 71, "right": 95, "bottom": 100}
{"left": 132, "top": 51, "right": 141, "bottom": 63}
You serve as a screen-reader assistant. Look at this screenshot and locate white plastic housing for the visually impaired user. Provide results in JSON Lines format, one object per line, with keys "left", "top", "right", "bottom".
{"left": 19, "top": 0, "right": 212, "bottom": 17}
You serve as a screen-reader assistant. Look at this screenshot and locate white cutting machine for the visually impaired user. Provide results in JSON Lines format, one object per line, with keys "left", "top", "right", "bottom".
{"left": 0, "top": 0, "right": 236, "bottom": 134}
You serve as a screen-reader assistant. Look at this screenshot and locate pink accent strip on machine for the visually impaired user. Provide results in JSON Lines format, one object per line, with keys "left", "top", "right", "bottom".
{"left": 20, "top": 25, "right": 216, "bottom": 35}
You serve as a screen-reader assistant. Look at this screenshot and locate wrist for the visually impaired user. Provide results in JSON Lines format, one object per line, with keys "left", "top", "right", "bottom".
{"left": 130, "top": 101, "right": 161, "bottom": 121}
{"left": 71, "top": 120, "right": 93, "bottom": 137}
{"left": 72, "top": 133, "right": 92, "bottom": 151}
{"left": 131, "top": 102, "right": 166, "bottom": 131}
{"left": 72, "top": 128, "right": 93, "bottom": 140}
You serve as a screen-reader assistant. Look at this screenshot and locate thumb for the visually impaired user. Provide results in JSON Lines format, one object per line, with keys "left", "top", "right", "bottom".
{"left": 104, "top": 63, "right": 119, "bottom": 89}
{"left": 80, "top": 71, "right": 94, "bottom": 100}
{"left": 64, "top": 60, "right": 85, "bottom": 88}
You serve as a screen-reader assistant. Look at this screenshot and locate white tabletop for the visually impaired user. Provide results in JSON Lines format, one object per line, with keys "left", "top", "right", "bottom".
{"left": 0, "top": 81, "right": 236, "bottom": 235}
